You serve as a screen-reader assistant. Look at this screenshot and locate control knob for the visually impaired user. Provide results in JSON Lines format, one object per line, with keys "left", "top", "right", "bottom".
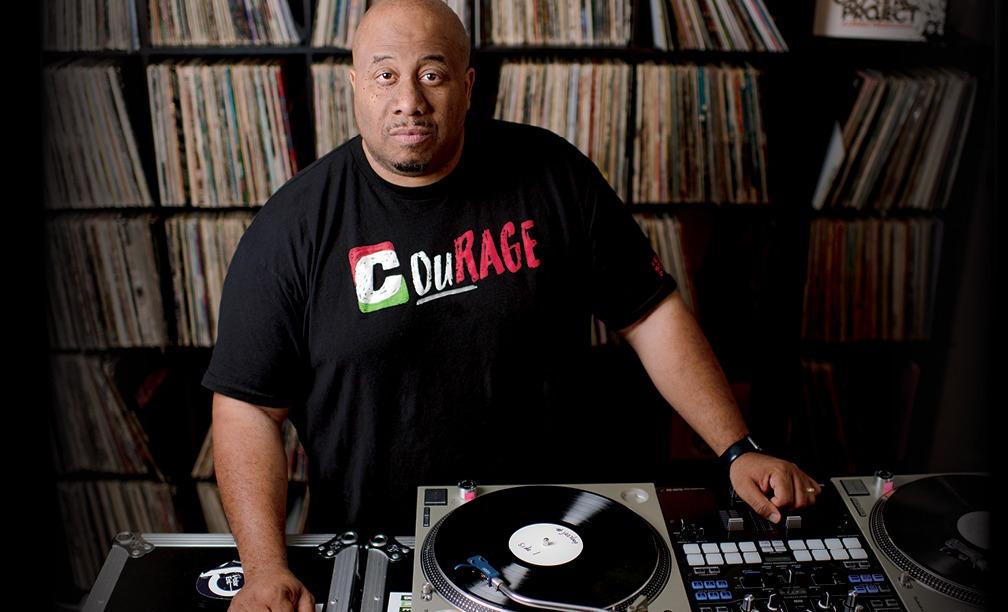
{"left": 843, "top": 589, "right": 861, "bottom": 611}
{"left": 740, "top": 594, "right": 755, "bottom": 612}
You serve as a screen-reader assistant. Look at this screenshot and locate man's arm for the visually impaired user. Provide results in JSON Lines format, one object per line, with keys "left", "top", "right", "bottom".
{"left": 212, "top": 393, "right": 314, "bottom": 612}
{"left": 619, "top": 292, "right": 821, "bottom": 522}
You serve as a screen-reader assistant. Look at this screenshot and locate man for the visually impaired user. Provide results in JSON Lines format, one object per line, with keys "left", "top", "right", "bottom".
{"left": 204, "top": 0, "right": 821, "bottom": 609}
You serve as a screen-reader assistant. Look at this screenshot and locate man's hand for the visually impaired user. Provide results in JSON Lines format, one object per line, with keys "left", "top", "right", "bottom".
{"left": 729, "top": 453, "right": 822, "bottom": 524}
{"left": 229, "top": 567, "right": 315, "bottom": 612}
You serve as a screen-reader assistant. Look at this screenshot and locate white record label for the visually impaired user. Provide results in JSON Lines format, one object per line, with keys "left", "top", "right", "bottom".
{"left": 509, "top": 523, "right": 583, "bottom": 566}
{"left": 957, "top": 510, "right": 990, "bottom": 550}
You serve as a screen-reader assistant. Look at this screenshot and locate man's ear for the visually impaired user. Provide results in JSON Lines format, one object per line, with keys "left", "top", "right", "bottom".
{"left": 465, "top": 67, "right": 475, "bottom": 109}
{"left": 349, "top": 69, "right": 356, "bottom": 91}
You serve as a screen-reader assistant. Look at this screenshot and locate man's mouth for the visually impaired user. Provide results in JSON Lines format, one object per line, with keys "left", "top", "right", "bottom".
{"left": 388, "top": 126, "right": 434, "bottom": 145}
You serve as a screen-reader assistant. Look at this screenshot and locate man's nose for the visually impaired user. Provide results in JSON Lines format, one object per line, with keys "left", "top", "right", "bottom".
{"left": 394, "top": 78, "right": 428, "bottom": 115}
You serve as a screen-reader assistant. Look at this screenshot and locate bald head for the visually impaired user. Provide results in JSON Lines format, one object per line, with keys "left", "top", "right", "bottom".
{"left": 353, "top": 0, "right": 470, "bottom": 70}
{"left": 347, "top": 0, "right": 476, "bottom": 187}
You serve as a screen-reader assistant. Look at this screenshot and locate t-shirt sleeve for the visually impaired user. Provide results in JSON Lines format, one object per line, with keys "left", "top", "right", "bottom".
{"left": 201, "top": 220, "right": 306, "bottom": 408}
{"left": 583, "top": 162, "right": 677, "bottom": 331}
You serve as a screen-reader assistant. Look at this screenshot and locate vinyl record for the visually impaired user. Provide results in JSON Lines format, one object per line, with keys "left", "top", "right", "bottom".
{"left": 421, "top": 485, "right": 671, "bottom": 612}
{"left": 872, "top": 474, "right": 989, "bottom": 603}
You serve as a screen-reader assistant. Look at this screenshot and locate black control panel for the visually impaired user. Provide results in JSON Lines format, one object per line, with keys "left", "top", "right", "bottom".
{"left": 656, "top": 485, "right": 906, "bottom": 612}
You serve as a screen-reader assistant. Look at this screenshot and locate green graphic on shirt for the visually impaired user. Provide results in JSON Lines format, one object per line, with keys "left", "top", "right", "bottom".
{"left": 358, "top": 280, "right": 409, "bottom": 312}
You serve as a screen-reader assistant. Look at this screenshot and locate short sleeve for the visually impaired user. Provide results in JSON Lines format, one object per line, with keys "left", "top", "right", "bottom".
{"left": 201, "top": 223, "right": 306, "bottom": 408}
{"left": 584, "top": 167, "right": 677, "bottom": 331}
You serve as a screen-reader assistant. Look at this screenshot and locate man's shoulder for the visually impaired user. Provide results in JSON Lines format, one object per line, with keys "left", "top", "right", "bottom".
{"left": 472, "top": 118, "right": 581, "bottom": 155}
{"left": 467, "top": 118, "right": 593, "bottom": 180}
{"left": 265, "top": 137, "right": 358, "bottom": 209}
{"left": 236, "top": 138, "right": 359, "bottom": 252}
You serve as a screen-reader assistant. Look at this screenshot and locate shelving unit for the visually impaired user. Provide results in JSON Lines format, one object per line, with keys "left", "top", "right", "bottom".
{"left": 40, "top": 0, "right": 996, "bottom": 605}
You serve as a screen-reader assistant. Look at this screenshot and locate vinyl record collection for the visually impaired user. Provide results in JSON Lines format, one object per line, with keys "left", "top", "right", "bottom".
{"left": 146, "top": 61, "right": 297, "bottom": 207}
{"left": 802, "top": 218, "right": 943, "bottom": 341}
{"left": 311, "top": 60, "right": 358, "bottom": 156}
{"left": 57, "top": 480, "right": 180, "bottom": 590}
{"left": 482, "top": 0, "right": 631, "bottom": 45}
{"left": 495, "top": 60, "right": 630, "bottom": 199}
{"left": 311, "top": 0, "right": 365, "bottom": 47}
{"left": 48, "top": 355, "right": 158, "bottom": 476}
{"left": 46, "top": 216, "right": 168, "bottom": 349}
{"left": 633, "top": 63, "right": 769, "bottom": 205}
{"left": 649, "top": 0, "right": 788, "bottom": 51}
{"left": 165, "top": 213, "right": 253, "bottom": 346}
{"left": 147, "top": 0, "right": 301, "bottom": 46}
{"left": 813, "top": 67, "right": 977, "bottom": 211}
{"left": 44, "top": 62, "right": 152, "bottom": 209}
{"left": 43, "top": 0, "right": 140, "bottom": 51}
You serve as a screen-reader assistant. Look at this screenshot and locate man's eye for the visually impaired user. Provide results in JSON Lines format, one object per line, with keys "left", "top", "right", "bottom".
{"left": 421, "top": 72, "right": 441, "bottom": 82}
{"left": 377, "top": 72, "right": 394, "bottom": 81}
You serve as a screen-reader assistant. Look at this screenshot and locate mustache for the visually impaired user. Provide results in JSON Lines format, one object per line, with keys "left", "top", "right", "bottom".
{"left": 387, "top": 121, "right": 435, "bottom": 130}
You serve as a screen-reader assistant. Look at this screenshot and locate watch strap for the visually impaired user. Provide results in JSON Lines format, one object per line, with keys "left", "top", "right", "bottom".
{"left": 720, "top": 435, "right": 762, "bottom": 467}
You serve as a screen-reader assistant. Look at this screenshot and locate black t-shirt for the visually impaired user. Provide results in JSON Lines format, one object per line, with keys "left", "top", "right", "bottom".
{"left": 202, "top": 119, "right": 676, "bottom": 532}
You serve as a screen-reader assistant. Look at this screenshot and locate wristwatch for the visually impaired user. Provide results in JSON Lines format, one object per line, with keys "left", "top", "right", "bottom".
{"left": 720, "top": 435, "right": 762, "bottom": 467}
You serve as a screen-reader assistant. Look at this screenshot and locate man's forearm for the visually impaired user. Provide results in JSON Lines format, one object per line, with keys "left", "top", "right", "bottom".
{"left": 621, "top": 292, "right": 749, "bottom": 456}
{"left": 212, "top": 393, "right": 290, "bottom": 578}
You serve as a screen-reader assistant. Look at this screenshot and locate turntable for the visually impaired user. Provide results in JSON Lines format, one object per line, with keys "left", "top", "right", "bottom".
{"left": 411, "top": 483, "right": 690, "bottom": 612}
{"left": 832, "top": 473, "right": 989, "bottom": 612}
{"left": 413, "top": 475, "right": 989, "bottom": 612}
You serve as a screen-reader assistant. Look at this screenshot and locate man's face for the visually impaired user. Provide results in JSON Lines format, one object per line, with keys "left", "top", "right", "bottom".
{"left": 350, "top": 10, "right": 474, "bottom": 185}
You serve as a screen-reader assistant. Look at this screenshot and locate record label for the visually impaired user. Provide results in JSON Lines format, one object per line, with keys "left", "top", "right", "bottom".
{"left": 957, "top": 511, "right": 989, "bottom": 550}
{"left": 508, "top": 523, "right": 583, "bottom": 566}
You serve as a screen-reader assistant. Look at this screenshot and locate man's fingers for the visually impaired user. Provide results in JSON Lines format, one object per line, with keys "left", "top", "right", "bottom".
{"left": 768, "top": 470, "right": 795, "bottom": 509}
{"left": 297, "top": 589, "right": 316, "bottom": 612}
{"left": 799, "top": 479, "right": 823, "bottom": 507}
{"left": 790, "top": 473, "right": 811, "bottom": 507}
{"left": 271, "top": 602, "right": 295, "bottom": 612}
{"left": 734, "top": 476, "right": 781, "bottom": 523}
{"left": 269, "top": 587, "right": 297, "bottom": 612}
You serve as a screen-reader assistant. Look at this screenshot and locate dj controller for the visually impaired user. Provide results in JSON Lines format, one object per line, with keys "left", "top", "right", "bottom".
{"left": 660, "top": 477, "right": 908, "bottom": 612}
{"left": 85, "top": 473, "right": 989, "bottom": 612}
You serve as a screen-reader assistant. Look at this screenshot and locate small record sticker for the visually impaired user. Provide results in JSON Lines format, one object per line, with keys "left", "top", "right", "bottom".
{"left": 196, "top": 560, "right": 244, "bottom": 599}
{"left": 509, "top": 523, "right": 583, "bottom": 566}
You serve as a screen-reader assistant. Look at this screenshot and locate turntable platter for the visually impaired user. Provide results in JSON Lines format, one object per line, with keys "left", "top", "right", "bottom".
{"left": 872, "top": 474, "right": 989, "bottom": 604}
{"left": 420, "top": 485, "right": 671, "bottom": 612}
